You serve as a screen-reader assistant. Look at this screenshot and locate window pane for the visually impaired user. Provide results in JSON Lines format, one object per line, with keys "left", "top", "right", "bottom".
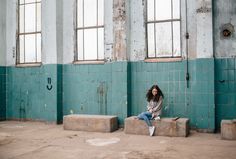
{"left": 147, "top": 24, "right": 155, "bottom": 57}
{"left": 25, "top": 0, "right": 35, "bottom": 3}
{"left": 155, "top": 22, "right": 172, "bottom": 57}
{"left": 25, "top": 3, "right": 36, "bottom": 32}
{"left": 147, "top": 0, "right": 154, "bottom": 21}
{"left": 98, "top": 28, "right": 104, "bottom": 59}
{"left": 98, "top": 0, "right": 104, "bottom": 25}
{"left": 36, "top": 0, "right": 41, "bottom": 2}
{"left": 20, "top": 0, "right": 25, "bottom": 4}
{"left": 36, "top": 3, "right": 41, "bottom": 31}
{"left": 36, "top": 34, "right": 41, "bottom": 62}
{"left": 84, "top": 29, "right": 97, "bottom": 60}
{"left": 77, "top": 30, "right": 84, "bottom": 60}
{"left": 173, "top": 21, "right": 181, "bottom": 56}
{"left": 19, "top": 5, "right": 25, "bottom": 33}
{"left": 155, "top": 0, "right": 171, "bottom": 20}
{"left": 84, "top": 0, "right": 97, "bottom": 27}
{"left": 19, "top": 35, "right": 25, "bottom": 63}
{"left": 173, "top": 0, "right": 180, "bottom": 19}
{"left": 25, "top": 34, "right": 36, "bottom": 62}
{"left": 77, "top": 0, "right": 83, "bottom": 27}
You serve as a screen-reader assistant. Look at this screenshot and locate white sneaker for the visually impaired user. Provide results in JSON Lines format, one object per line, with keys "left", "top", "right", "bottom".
{"left": 154, "top": 116, "right": 161, "bottom": 120}
{"left": 149, "top": 126, "right": 155, "bottom": 136}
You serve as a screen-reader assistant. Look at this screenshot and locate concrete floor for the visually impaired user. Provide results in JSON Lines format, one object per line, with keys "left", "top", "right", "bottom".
{"left": 0, "top": 121, "right": 236, "bottom": 159}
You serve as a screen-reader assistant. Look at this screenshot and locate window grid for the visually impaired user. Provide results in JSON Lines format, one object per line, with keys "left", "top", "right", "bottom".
{"left": 76, "top": 0, "right": 104, "bottom": 61}
{"left": 17, "top": 0, "right": 41, "bottom": 64}
{"left": 146, "top": 0, "right": 181, "bottom": 58}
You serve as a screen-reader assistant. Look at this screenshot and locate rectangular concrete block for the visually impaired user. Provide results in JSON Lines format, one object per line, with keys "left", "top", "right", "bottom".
{"left": 221, "top": 120, "right": 236, "bottom": 140}
{"left": 124, "top": 116, "right": 190, "bottom": 137}
{"left": 63, "top": 114, "right": 118, "bottom": 132}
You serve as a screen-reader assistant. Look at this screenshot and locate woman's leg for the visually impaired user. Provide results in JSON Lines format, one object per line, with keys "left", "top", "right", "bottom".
{"left": 137, "top": 112, "right": 152, "bottom": 127}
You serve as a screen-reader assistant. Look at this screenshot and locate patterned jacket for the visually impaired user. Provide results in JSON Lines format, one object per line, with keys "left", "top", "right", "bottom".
{"left": 146, "top": 96, "right": 163, "bottom": 118}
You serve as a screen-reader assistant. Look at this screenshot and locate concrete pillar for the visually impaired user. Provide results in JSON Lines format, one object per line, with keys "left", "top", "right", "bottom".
{"left": 0, "top": 0, "right": 6, "bottom": 66}
{"left": 196, "top": 0, "right": 213, "bottom": 58}
{"left": 113, "top": 0, "right": 128, "bottom": 61}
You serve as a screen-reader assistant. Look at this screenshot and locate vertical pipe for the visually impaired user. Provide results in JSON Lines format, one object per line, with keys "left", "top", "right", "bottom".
{"left": 185, "top": 0, "right": 190, "bottom": 88}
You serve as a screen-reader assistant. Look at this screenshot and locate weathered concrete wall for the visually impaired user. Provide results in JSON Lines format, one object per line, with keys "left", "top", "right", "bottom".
{"left": 0, "top": 0, "right": 6, "bottom": 66}
{"left": 6, "top": 0, "right": 16, "bottom": 66}
{"left": 213, "top": 0, "right": 236, "bottom": 58}
{"left": 113, "top": 0, "right": 127, "bottom": 61}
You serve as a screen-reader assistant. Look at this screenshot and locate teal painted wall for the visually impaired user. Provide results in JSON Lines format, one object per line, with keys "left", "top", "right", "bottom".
{"left": 63, "top": 62, "right": 128, "bottom": 125}
{"left": 6, "top": 65, "right": 60, "bottom": 122}
{"left": 129, "top": 59, "right": 215, "bottom": 131}
{"left": 215, "top": 58, "right": 236, "bottom": 130}
{"left": 4, "top": 59, "right": 219, "bottom": 131}
{"left": 0, "top": 66, "right": 6, "bottom": 120}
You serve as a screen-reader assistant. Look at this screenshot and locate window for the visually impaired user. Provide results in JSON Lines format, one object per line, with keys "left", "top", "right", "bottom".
{"left": 76, "top": 0, "right": 104, "bottom": 61}
{"left": 17, "top": 0, "right": 41, "bottom": 64}
{"left": 146, "top": 0, "right": 181, "bottom": 58}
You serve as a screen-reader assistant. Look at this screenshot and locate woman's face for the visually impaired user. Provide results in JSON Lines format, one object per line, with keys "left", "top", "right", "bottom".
{"left": 152, "top": 88, "right": 158, "bottom": 96}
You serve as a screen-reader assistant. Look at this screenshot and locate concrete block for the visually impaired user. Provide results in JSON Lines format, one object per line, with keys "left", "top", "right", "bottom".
{"left": 221, "top": 120, "right": 236, "bottom": 140}
{"left": 63, "top": 114, "right": 118, "bottom": 132}
{"left": 124, "top": 116, "right": 190, "bottom": 137}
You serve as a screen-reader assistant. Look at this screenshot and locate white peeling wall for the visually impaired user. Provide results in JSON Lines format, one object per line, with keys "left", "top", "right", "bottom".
{"left": 214, "top": 0, "right": 236, "bottom": 58}
{"left": 104, "top": 0, "right": 113, "bottom": 61}
{"left": 5, "top": 0, "right": 57, "bottom": 66}
{"left": 196, "top": 0, "right": 213, "bottom": 58}
{"left": 42, "top": 0, "right": 57, "bottom": 64}
{"left": 61, "top": 0, "right": 74, "bottom": 64}
{"left": 6, "top": 0, "right": 17, "bottom": 66}
{"left": 129, "top": 0, "right": 146, "bottom": 61}
{"left": 0, "top": 0, "right": 6, "bottom": 66}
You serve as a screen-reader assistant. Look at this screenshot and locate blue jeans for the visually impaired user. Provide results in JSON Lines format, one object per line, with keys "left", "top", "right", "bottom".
{"left": 137, "top": 111, "right": 152, "bottom": 127}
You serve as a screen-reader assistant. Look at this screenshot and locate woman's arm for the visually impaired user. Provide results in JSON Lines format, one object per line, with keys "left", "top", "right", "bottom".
{"left": 152, "top": 96, "right": 163, "bottom": 112}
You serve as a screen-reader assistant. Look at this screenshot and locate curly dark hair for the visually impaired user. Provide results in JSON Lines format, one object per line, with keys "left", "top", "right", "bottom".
{"left": 146, "top": 84, "right": 164, "bottom": 102}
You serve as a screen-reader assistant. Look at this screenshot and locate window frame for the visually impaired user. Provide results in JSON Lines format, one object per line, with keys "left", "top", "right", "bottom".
{"left": 145, "top": 0, "right": 182, "bottom": 59}
{"left": 16, "top": 0, "right": 42, "bottom": 65}
{"left": 75, "top": 0, "right": 105, "bottom": 63}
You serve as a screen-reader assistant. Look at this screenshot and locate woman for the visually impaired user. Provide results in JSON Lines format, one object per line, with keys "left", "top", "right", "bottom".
{"left": 137, "top": 84, "right": 164, "bottom": 136}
